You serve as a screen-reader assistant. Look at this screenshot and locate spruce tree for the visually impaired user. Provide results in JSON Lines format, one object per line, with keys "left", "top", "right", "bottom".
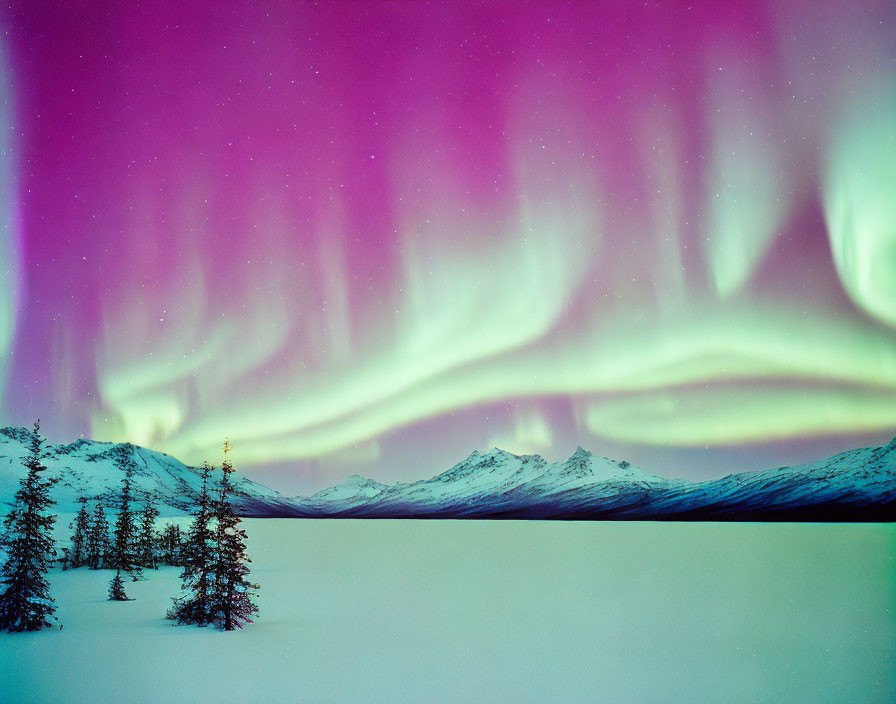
{"left": 135, "top": 496, "right": 159, "bottom": 569}
{"left": 209, "top": 440, "right": 258, "bottom": 631}
{"left": 110, "top": 452, "right": 142, "bottom": 582}
{"left": 0, "top": 421, "right": 58, "bottom": 632}
{"left": 108, "top": 570, "right": 129, "bottom": 601}
{"left": 86, "top": 503, "right": 111, "bottom": 570}
{"left": 68, "top": 498, "right": 91, "bottom": 569}
{"left": 158, "top": 524, "right": 183, "bottom": 566}
{"left": 168, "top": 461, "right": 215, "bottom": 625}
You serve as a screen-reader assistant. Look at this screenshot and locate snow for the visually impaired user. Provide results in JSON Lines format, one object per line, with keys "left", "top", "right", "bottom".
{"left": 2, "top": 519, "right": 894, "bottom": 703}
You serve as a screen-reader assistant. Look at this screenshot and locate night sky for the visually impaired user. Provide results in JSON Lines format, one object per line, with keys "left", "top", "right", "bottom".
{"left": 1, "top": 1, "right": 894, "bottom": 493}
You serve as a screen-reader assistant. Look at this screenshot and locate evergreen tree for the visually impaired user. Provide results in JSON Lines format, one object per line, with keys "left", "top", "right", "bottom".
{"left": 135, "top": 496, "right": 160, "bottom": 570}
{"left": 168, "top": 461, "right": 215, "bottom": 625}
{"left": 0, "top": 421, "right": 58, "bottom": 632}
{"left": 109, "top": 451, "right": 142, "bottom": 582}
{"left": 68, "top": 498, "right": 91, "bottom": 569}
{"left": 158, "top": 523, "right": 183, "bottom": 566}
{"left": 209, "top": 440, "right": 258, "bottom": 631}
{"left": 108, "top": 570, "right": 129, "bottom": 601}
{"left": 85, "top": 503, "right": 111, "bottom": 570}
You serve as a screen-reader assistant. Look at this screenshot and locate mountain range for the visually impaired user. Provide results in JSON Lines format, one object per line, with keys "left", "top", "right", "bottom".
{"left": 0, "top": 426, "right": 297, "bottom": 517}
{"left": 1, "top": 426, "right": 893, "bottom": 520}
{"left": 297, "top": 440, "right": 896, "bottom": 521}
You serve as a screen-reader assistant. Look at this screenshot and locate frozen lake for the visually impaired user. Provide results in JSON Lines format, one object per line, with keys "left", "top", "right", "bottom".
{"left": 2, "top": 519, "right": 894, "bottom": 703}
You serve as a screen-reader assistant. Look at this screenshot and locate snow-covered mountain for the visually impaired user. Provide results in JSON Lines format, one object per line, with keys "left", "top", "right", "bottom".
{"left": 635, "top": 437, "right": 896, "bottom": 521}
{"left": 0, "top": 427, "right": 296, "bottom": 517}
{"left": 2, "top": 425, "right": 893, "bottom": 520}
{"left": 291, "top": 439, "right": 896, "bottom": 521}
{"left": 297, "top": 446, "right": 664, "bottom": 518}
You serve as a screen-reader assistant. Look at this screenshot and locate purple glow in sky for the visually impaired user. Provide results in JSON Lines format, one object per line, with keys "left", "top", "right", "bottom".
{"left": 2, "top": 1, "right": 895, "bottom": 492}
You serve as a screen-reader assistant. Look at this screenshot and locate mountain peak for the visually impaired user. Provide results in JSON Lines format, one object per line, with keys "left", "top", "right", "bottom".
{"left": 487, "top": 447, "right": 516, "bottom": 458}
{"left": 342, "top": 473, "right": 383, "bottom": 488}
{"left": 308, "top": 472, "right": 386, "bottom": 502}
{"left": 570, "top": 445, "right": 592, "bottom": 459}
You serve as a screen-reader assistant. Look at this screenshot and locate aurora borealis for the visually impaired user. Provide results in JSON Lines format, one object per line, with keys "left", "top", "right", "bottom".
{"left": 1, "top": 2, "right": 894, "bottom": 491}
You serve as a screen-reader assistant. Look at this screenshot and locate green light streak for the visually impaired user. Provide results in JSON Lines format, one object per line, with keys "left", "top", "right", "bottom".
{"left": 486, "top": 404, "right": 554, "bottom": 456}
{"left": 88, "top": 63, "right": 896, "bottom": 467}
{"left": 823, "top": 85, "right": 896, "bottom": 327}
{"left": 704, "top": 63, "right": 788, "bottom": 298}
{"left": 636, "top": 103, "right": 687, "bottom": 311}
{"left": 0, "top": 46, "right": 18, "bottom": 399}
{"left": 156, "top": 302, "right": 896, "bottom": 465}
{"left": 95, "top": 141, "right": 602, "bottom": 458}
{"left": 584, "top": 386, "right": 896, "bottom": 446}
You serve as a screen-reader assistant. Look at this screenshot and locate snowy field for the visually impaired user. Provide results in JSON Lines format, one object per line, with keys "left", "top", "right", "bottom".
{"left": 2, "top": 519, "right": 894, "bottom": 703}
